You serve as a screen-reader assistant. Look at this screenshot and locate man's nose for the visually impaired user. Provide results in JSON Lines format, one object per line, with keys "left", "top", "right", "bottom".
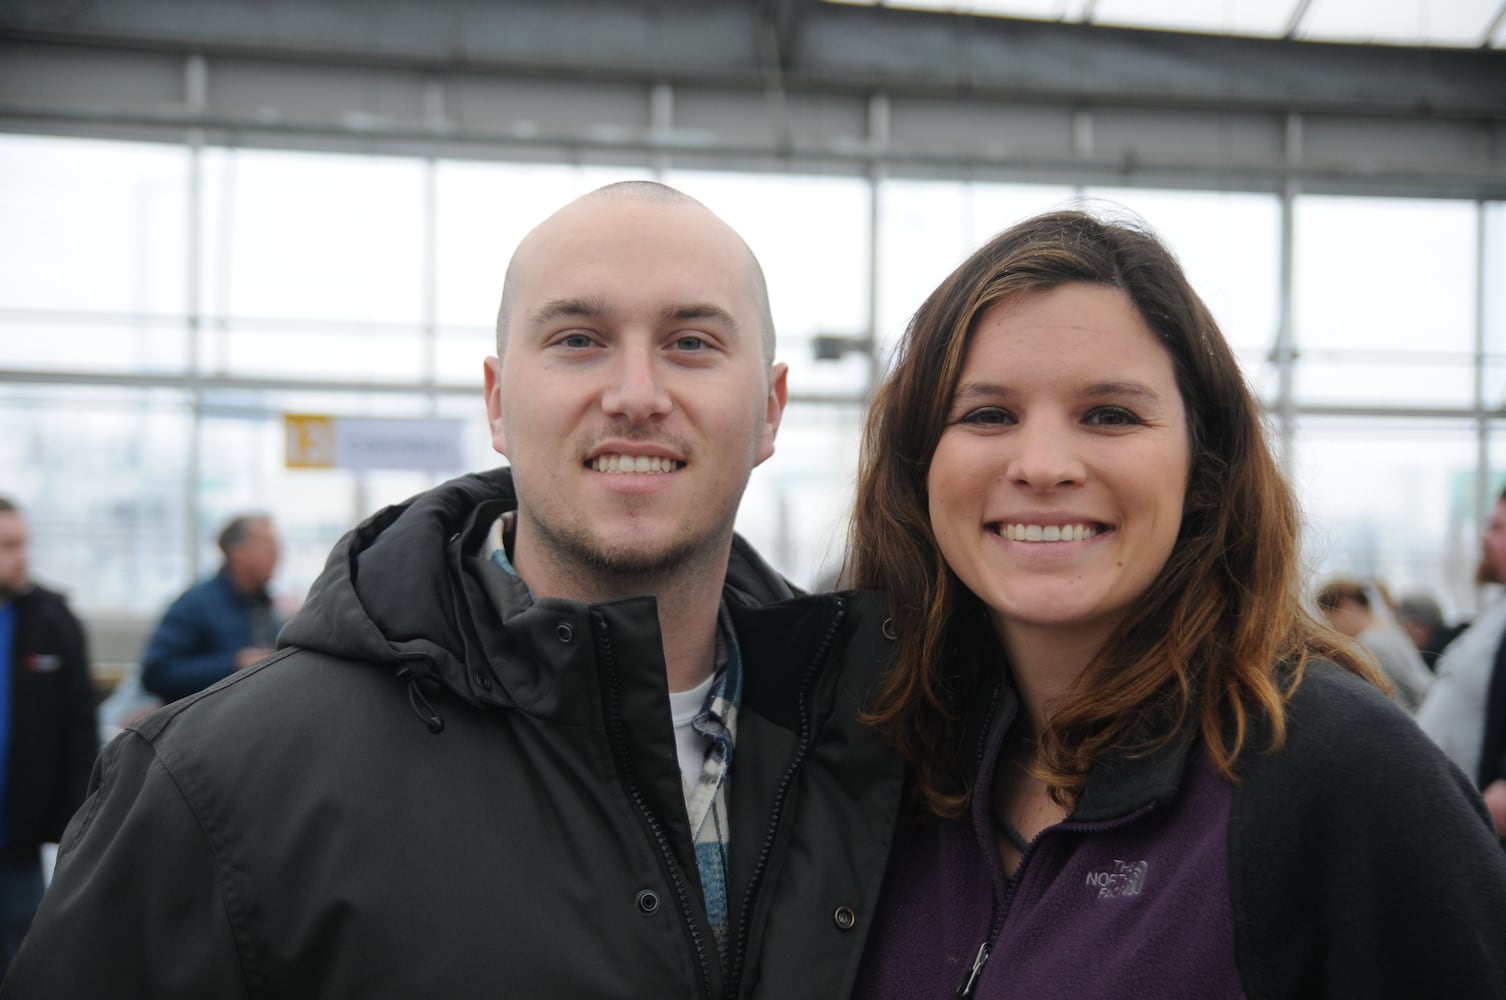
{"left": 600, "top": 344, "right": 673, "bottom": 421}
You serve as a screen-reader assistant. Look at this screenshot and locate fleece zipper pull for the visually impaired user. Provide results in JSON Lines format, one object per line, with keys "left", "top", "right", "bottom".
{"left": 956, "top": 941, "right": 990, "bottom": 998}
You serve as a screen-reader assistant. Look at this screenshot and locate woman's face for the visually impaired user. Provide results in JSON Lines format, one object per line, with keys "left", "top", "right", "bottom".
{"left": 926, "top": 282, "right": 1191, "bottom": 655}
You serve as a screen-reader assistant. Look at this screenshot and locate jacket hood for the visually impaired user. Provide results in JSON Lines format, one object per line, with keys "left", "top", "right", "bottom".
{"left": 279, "top": 467, "right": 799, "bottom": 716}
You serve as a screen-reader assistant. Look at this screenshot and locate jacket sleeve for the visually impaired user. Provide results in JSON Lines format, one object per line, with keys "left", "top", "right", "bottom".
{"left": 140, "top": 587, "right": 239, "bottom": 702}
{"left": 0, "top": 732, "right": 249, "bottom": 1000}
{"left": 51, "top": 597, "right": 100, "bottom": 839}
{"left": 1233, "top": 665, "right": 1506, "bottom": 998}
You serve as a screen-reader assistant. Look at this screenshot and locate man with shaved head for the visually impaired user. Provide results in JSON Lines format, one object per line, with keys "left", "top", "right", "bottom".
{"left": 8, "top": 182, "right": 902, "bottom": 998}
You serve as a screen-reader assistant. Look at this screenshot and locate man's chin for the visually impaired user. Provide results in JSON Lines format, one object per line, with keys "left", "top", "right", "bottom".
{"left": 582, "top": 541, "right": 699, "bottom": 580}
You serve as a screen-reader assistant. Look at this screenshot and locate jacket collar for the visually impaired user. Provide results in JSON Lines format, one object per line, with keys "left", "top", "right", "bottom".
{"left": 281, "top": 467, "right": 819, "bottom": 723}
{"left": 968, "top": 672, "right": 1195, "bottom": 828}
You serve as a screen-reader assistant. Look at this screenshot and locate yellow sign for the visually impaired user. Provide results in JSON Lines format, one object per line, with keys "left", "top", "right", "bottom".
{"left": 284, "top": 414, "right": 466, "bottom": 471}
{"left": 284, "top": 414, "right": 337, "bottom": 469}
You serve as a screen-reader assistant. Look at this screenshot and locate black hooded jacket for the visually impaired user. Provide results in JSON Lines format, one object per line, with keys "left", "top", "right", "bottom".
{"left": 3, "top": 469, "right": 904, "bottom": 999}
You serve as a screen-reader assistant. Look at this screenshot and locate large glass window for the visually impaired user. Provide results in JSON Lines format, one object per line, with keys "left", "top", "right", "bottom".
{"left": 1, "top": 134, "right": 190, "bottom": 373}
{"left": 198, "top": 148, "right": 430, "bottom": 383}
{"left": 1293, "top": 197, "right": 1478, "bottom": 407}
{"left": 2, "top": 131, "right": 1503, "bottom": 673}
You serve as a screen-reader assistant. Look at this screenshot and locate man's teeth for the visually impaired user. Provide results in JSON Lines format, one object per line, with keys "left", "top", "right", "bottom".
{"left": 1000, "top": 523, "right": 1098, "bottom": 542}
{"left": 591, "top": 454, "right": 681, "bottom": 474}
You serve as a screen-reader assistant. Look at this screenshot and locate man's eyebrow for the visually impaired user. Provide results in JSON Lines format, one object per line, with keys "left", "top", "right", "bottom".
{"left": 526, "top": 298, "right": 740, "bottom": 331}
{"left": 663, "top": 302, "right": 739, "bottom": 330}
{"left": 528, "top": 297, "right": 611, "bottom": 327}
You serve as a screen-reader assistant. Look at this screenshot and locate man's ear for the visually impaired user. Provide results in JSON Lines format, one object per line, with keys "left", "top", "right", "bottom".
{"left": 483, "top": 356, "right": 509, "bottom": 458}
{"left": 754, "top": 362, "right": 789, "bottom": 467}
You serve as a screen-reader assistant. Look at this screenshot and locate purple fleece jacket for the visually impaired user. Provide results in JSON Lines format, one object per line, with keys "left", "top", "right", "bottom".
{"left": 853, "top": 661, "right": 1506, "bottom": 999}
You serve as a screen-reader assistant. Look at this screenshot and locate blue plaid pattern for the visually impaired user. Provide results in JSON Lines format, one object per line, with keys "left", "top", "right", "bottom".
{"left": 482, "top": 514, "right": 741, "bottom": 962}
{"left": 688, "top": 605, "right": 740, "bottom": 963}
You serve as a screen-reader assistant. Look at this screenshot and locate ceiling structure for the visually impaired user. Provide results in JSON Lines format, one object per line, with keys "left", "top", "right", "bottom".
{"left": 0, "top": 0, "right": 1502, "bottom": 198}
{"left": 843, "top": 0, "right": 1506, "bottom": 50}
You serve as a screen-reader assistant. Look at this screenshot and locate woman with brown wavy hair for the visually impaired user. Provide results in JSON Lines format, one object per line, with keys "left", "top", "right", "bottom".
{"left": 848, "top": 209, "right": 1506, "bottom": 998}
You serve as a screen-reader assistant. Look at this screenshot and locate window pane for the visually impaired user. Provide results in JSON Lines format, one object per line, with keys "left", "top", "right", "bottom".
{"left": 1484, "top": 203, "right": 1506, "bottom": 406}
{"left": 1294, "top": 417, "right": 1485, "bottom": 619}
{"left": 0, "top": 318, "right": 189, "bottom": 375}
{"left": 0, "top": 385, "right": 192, "bottom": 616}
{"left": 1294, "top": 197, "right": 1477, "bottom": 407}
{"left": 739, "top": 400, "right": 866, "bottom": 589}
{"left": 197, "top": 322, "right": 425, "bottom": 383}
{"left": 0, "top": 134, "right": 189, "bottom": 370}
{"left": 202, "top": 149, "right": 426, "bottom": 327}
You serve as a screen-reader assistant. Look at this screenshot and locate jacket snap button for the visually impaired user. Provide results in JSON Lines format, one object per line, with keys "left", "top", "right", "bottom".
{"left": 833, "top": 905, "right": 857, "bottom": 931}
{"left": 556, "top": 622, "right": 575, "bottom": 643}
{"left": 473, "top": 670, "right": 492, "bottom": 690}
{"left": 635, "top": 889, "right": 660, "bottom": 915}
{"left": 881, "top": 618, "right": 897, "bottom": 640}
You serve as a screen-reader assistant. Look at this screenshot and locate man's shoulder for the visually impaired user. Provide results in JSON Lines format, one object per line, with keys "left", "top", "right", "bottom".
{"left": 132, "top": 646, "right": 399, "bottom": 753}
{"left": 13, "top": 582, "right": 80, "bottom": 624}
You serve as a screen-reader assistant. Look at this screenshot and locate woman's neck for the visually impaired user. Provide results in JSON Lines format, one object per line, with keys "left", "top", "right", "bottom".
{"left": 994, "top": 613, "right": 1112, "bottom": 734}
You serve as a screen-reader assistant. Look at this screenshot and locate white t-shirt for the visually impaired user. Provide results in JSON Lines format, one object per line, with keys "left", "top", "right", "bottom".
{"left": 668, "top": 674, "right": 715, "bottom": 789}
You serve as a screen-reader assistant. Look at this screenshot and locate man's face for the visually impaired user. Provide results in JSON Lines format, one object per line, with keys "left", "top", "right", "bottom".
{"left": 485, "top": 197, "right": 787, "bottom": 596}
{"left": 0, "top": 511, "right": 30, "bottom": 601}
{"left": 229, "top": 519, "right": 281, "bottom": 592}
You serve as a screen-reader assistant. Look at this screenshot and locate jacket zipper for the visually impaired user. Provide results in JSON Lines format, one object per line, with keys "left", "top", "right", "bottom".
{"left": 953, "top": 697, "right": 1162, "bottom": 1000}
{"left": 957, "top": 679, "right": 1005, "bottom": 1000}
{"left": 723, "top": 595, "right": 848, "bottom": 999}
{"left": 956, "top": 844, "right": 1025, "bottom": 999}
{"left": 592, "top": 612, "right": 715, "bottom": 1000}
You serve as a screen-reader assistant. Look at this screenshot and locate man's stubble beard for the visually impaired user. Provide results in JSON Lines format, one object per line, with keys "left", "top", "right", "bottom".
{"left": 527, "top": 503, "right": 737, "bottom": 594}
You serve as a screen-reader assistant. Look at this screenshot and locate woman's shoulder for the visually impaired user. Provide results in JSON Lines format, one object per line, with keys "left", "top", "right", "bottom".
{"left": 1236, "top": 659, "right": 1480, "bottom": 827}
{"left": 1227, "top": 659, "right": 1506, "bottom": 997}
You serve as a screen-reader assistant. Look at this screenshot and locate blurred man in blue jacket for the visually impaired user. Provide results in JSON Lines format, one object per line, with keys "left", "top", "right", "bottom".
{"left": 140, "top": 514, "right": 281, "bottom": 703}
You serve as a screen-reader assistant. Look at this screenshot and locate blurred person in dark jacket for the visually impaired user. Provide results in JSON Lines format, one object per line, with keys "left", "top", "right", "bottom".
{"left": 0, "top": 498, "right": 98, "bottom": 976}
{"left": 139, "top": 514, "right": 281, "bottom": 703}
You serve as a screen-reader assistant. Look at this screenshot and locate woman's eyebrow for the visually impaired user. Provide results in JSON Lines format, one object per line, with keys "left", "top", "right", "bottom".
{"left": 1076, "top": 380, "right": 1162, "bottom": 402}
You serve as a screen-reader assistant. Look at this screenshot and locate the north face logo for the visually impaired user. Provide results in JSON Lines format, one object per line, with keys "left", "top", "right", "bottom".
{"left": 1085, "top": 859, "right": 1149, "bottom": 898}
